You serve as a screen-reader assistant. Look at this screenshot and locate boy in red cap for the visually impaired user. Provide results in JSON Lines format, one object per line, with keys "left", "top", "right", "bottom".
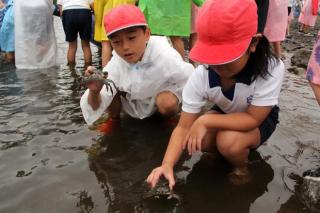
{"left": 147, "top": 0, "right": 285, "bottom": 188}
{"left": 80, "top": 5, "right": 193, "bottom": 125}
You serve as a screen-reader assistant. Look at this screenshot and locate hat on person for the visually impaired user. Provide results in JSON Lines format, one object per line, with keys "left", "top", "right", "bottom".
{"left": 190, "top": 0, "right": 257, "bottom": 65}
{"left": 104, "top": 5, "right": 147, "bottom": 37}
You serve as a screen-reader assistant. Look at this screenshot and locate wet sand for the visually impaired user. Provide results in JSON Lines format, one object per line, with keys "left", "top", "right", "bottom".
{"left": 0, "top": 18, "right": 319, "bottom": 213}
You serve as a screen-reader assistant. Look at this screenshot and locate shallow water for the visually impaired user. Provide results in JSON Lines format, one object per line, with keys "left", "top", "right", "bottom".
{"left": 0, "top": 18, "right": 319, "bottom": 213}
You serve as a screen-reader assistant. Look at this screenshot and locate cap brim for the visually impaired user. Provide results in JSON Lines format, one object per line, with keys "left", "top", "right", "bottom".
{"left": 189, "top": 37, "right": 252, "bottom": 65}
{"left": 107, "top": 23, "right": 148, "bottom": 36}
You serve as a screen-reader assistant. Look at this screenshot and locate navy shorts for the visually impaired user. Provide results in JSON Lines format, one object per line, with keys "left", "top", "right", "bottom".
{"left": 211, "top": 105, "right": 279, "bottom": 144}
{"left": 62, "top": 9, "right": 92, "bottom": 42}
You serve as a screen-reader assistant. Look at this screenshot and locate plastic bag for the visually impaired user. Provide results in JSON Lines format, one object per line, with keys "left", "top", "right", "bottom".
{"left": 15, "top": 0, "right": 57, "bottom": 69}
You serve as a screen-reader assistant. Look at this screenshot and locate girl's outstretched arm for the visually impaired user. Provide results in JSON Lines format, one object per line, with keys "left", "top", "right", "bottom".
{"left": 184, "top": 105, "right": 272, "bottom": 154}
{"left": 147, "top": 112, "right": 199, "bottom": 189}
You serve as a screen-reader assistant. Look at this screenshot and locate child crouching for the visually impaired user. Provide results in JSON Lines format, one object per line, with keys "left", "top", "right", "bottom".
{"left": 80, "top": 5, "right": 194, "bottom": 126}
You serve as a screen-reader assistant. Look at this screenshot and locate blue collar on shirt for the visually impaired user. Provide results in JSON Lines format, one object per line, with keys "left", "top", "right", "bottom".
{"left": 208, "top": 67, "right": 252, "bottom": 101}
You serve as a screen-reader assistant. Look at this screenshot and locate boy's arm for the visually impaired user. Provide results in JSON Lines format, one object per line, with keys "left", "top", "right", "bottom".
{"left": 80, "top": 67, "right": 119, "bottom": 125}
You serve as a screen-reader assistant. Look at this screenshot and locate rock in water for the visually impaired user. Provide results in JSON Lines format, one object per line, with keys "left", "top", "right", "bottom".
{"left": 301, "top": 168, "right": 320, "bottom": 212}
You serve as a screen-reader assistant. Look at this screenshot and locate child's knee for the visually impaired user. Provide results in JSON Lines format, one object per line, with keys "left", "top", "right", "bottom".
{"left": 156, "top": 92, "right": 179, "bottom": 116}
{"left": 216, "top": 130, "right": 244, "bottom": 157}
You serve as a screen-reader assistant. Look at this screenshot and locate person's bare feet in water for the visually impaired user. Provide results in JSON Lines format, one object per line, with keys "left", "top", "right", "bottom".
{"left": 228, "top": 166, "right": 252, "bottom": 185}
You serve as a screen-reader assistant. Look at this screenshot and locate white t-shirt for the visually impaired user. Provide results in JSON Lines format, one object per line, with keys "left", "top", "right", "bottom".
{"left": 57, "top": 0, "right": 93, "bottom": 11}
{"left": 80, "top": 36, "right": 194, "bottom": 125}
{"left": 182, "top": 60, "right": 285, "bottom": 114}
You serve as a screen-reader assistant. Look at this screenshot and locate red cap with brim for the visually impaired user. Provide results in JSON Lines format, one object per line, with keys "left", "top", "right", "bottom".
{"left": 104, "top": 5, "right": 147, "bottom": 37}
{"left": 190, "top": 37, "right": 252, "bottom": 65}
{"left": 189, "top": 0, "right": 257, "bottom": 65}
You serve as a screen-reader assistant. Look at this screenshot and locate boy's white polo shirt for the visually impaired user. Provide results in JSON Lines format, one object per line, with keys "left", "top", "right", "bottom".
{"left": 182, "top": 60, "right": 285, "bottom": 114}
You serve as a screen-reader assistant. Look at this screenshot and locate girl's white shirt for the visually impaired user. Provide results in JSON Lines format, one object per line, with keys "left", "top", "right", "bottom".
{"left": 182, "top": 60, "right": 285, "bottom": 114}
{"left": 80, "top": 36, "right": 194, "bottom": 125}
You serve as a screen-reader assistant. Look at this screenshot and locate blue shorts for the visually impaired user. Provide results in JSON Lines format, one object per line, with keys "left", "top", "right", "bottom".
{"left": 62, "top": 9, "right": 92, "bottom": 42}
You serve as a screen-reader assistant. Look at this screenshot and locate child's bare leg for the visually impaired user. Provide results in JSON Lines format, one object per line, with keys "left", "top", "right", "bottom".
{"left": 5, "top": 52, "right": 14, "bottom": 63}
{"left": 107, "top": 93, "right": 122, "bottom": 119}
{"left": 67, "top": 40, "right": 77, "bottom": 66}
{"left": 299, "top": 24, "right": 304, "bottom": 32}
{"left": 310, "top": 82, "right": 320, "bottom": 105}
{"left": 189, "top": 33, "right": 198, "bottom": 65}
{"left": 303, "top": 25, "right": 310, "bottom": 33}
{"left": 215, "top": 128, "right": 260, "bottom": 184}
{"left": 156, "top": 91, "right": 179, "bottom": 117}
{"left": 287, "top": 19, "right": 291, "bottom": 36}
{"left": 170, "top": 36, "right": 185, "bottom": 59}
{"left": 81, "top": 40, "right": 92, "bottom": 66}
{"left": 101, "top": 40, "right": 112, "bottom": 67}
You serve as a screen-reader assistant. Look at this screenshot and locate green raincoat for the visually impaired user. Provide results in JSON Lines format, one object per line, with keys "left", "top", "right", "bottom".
{"left": 139, "top": 0, "right": 205, "bottom": 36}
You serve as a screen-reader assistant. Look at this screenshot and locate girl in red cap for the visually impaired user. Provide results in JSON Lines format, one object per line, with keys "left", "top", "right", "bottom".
{"left": 147, "top": 0, "right": 285, "bottom": 188}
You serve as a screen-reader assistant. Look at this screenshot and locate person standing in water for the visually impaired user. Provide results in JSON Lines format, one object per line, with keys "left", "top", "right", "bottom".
{"left": 147, "top": 0, "right": 285, "bottom": 189}
{"left": 57, "top": 0, "right": 94, "bottom": 67}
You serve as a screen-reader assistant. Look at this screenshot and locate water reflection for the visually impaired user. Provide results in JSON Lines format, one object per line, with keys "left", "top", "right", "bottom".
{"left": 86, "top": 116, "right": 175, "bottom": 212}
{"left": 86, "top": 115, "right": 274, "bottom": 212}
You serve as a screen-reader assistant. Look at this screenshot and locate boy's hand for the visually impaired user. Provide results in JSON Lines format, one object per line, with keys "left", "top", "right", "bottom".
{"left": 84, "top": 66, "right": 96, "bottom": 76}
{"left": 84, "top": 66, "right": 103, "bottom": 94}
{"left": 146, "top": 164, "right": 175, "bottom": 190}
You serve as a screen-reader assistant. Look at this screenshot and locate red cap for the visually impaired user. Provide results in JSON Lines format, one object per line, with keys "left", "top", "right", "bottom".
{"left": 104, "top": 5, "right": 147, "bottom": 36}
{"left": 190, "top": 0, "right": 257, "bottom": 65}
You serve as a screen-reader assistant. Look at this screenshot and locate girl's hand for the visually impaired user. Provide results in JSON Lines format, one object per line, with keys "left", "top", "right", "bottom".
{"left": 146, "top": 164, "right": 175, "bottom": 190}
{"left": 182, "top": 117, "right": 208, "bottom": 155}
